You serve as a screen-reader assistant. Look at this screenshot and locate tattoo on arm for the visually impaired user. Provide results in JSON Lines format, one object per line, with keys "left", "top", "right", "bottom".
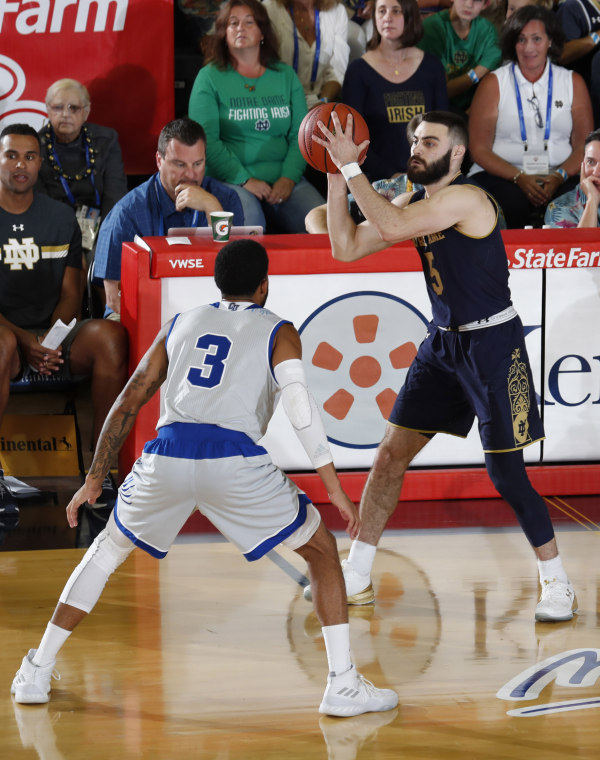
{"left": 87, "top": 353, "right": 168, "bottom": 482}
{"left": 88, "top": 411, "right": 137, "bottom": 481}
{"left": 144, "top": 369, "right": 167, "bottom": 401}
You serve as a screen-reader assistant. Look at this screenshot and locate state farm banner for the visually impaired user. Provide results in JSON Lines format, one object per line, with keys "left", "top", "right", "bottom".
{"left": 502, "top": 227, "right": 600, "bottom": 269}
{"left": 0, "top": 0, "right": 174, "bottom": 173}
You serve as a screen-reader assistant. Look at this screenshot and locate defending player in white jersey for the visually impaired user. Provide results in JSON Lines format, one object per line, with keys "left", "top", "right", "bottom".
{"left": 11, "top": 238, "right": 398, "bottom": 718}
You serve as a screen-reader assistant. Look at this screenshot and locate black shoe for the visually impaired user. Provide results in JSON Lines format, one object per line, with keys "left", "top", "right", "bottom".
{"left": 0, "top": 514, "right": 19, "bottom": 533}
{"left": 0, "top": 469, "right": 19, "bottom": 516}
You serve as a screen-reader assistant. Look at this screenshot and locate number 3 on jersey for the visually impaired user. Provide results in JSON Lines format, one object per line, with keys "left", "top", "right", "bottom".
{"left": 187, "top": 334, "right": 232, "bottom": 388}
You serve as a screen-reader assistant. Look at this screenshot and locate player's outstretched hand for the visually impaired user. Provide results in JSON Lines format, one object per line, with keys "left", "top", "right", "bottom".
{"left": 313, "top": 112, "right": 369, "bottom": 173}
{"left": 328, "top": 486, "right": 360, "bottom": 539}
{"left": 66, "top": 478, "right": 103, "bottom": 528}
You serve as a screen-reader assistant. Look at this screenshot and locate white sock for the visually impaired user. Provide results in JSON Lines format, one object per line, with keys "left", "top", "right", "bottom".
{"left": 32, "top": 622, "right": 72, "bottom": 666}
{"left": 538, "top": 555, "right": 568, "bottom": 585}
{"left": 322, "top": 623, "right": 352, "bottom": 676}
{"left": 347, "top": 540, "right": 376, "bottom": 577}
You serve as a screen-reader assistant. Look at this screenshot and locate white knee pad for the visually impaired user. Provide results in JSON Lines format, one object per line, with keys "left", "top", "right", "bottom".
{"left": 59, "top": 513, "right": 134, "bottom": 613}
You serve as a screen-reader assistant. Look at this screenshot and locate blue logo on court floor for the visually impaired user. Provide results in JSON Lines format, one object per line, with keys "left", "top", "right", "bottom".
{"left": 497, "top": 649, "right": 600, "bottom": 716}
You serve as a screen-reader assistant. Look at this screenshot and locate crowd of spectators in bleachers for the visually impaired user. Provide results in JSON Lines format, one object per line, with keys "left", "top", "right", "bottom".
{"left": 174, "top": 0, "right": 600, "bottom": 230}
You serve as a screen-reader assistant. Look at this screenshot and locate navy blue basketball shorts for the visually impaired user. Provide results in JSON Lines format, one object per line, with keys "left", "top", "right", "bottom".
{"left": 388, "top": 316, "right": 545, "bottom": 453}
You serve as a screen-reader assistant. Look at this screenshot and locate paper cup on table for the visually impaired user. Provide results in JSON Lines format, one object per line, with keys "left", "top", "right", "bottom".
{"left": 210, "top": 211, "right": 234, "bottom": 242}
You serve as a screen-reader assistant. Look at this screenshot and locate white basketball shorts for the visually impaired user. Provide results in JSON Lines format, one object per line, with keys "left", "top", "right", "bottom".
{"left": 113, "top": 422, "right": 321, "bottom": 561}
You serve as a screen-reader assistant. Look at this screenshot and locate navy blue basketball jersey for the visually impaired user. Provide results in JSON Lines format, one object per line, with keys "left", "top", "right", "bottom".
{"left": 409, "top": 174, "right": 512, "bottom": 326}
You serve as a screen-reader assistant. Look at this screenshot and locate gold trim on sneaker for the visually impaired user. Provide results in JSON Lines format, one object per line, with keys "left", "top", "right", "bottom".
{"left": 348, "top": 584, "right": 375, "bottom": 606}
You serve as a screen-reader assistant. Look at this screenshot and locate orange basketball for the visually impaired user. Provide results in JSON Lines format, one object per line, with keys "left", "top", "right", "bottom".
{"left": 298, "top": 102, "right": 369, "bottom": 174}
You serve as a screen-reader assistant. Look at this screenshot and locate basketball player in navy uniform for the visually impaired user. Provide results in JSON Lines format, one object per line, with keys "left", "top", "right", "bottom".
{"left": 11, "top": 239, "right": 398, "bottom": 718}
{"left": 306, "top": 110, "right": 576, "bottom": 623}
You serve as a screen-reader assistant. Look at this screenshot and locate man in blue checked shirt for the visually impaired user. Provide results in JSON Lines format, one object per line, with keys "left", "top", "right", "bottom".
{"left": 93, "top": 117, "right": 244, "bottom": 319}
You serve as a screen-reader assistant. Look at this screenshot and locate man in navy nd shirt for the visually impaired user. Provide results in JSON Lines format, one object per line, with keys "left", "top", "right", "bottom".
{"left": 310, "top": 109, "right": 577, "bottom": 624}
{"left": 93, "top": 118, "right": 244, "bottom": 318}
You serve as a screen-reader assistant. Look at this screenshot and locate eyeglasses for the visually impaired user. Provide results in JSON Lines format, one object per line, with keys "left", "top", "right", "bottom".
{"left": 526, "top": 94, "right": 543, "bottom": 129}
{"left": 48, "top": 104, "right": 85, "bottom": 115}
{"left": 227, "top": 17, "right": 257, "bottom": 28}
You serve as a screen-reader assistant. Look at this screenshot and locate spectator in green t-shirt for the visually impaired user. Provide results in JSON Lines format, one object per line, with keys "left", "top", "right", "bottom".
{"left": 189, "top": 0, "right": 325, "bottom": 233}
{"left": 417, "top": 0, "right": 501, "bottom": 114}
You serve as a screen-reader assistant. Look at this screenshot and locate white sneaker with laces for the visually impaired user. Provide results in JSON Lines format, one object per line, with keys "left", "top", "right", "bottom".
{"left": 319, "top": 665, "right": 398, "bottom": 717}
{"left": 304, "top": 559, "right": 375, "bottom": 605}
{"left": 535, "top": 578, "right": 577, "bottom": 622}
{"left": 11, "top": 649, "right": 60, "bottom": 704}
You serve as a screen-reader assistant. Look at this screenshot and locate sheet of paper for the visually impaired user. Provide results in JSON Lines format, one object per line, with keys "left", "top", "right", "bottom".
{"left": 134, "top": 235, "right": 152, "bottom": 251}
{"left": 41, "top": 318, "right": 76, "bottom": 350}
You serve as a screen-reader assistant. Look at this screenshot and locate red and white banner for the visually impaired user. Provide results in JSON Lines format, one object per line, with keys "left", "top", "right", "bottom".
{"left": 0, "top": 0, "right": 174, "bottom": 173}
{"left": 503, "top": 227, "right": 600, "bottom": 269}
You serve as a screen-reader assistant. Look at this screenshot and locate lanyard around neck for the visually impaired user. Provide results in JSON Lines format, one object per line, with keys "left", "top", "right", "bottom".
{"left": 512, "top": 63, "right": 553, "bottom": 152}
{"left": 290, "top": 6, "right": 321, "bottom": 85}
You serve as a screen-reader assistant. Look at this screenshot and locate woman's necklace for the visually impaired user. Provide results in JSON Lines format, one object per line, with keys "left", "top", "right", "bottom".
{"left": 237, "top": 62, "right": 264, "bottom": 92}
{"left": 44, "top": 123, "right": 96, "bottom": 182}
{"left": 386, "top": 48, "right": 408, "bottom": 76}
{"left": 43, "top": 123, "right": 100, "bottom": 209}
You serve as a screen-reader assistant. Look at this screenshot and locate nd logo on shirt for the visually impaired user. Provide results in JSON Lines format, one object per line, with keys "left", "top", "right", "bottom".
{"left": 1, "top": 238, "right": 68, "bottom": 269}
{"left": 2, "top": 238, "right": 39, "bottom": 270}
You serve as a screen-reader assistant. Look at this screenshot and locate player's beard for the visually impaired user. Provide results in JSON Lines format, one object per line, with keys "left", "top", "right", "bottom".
{"left": 407, "top": 147, "right": 453, "bottom": 185}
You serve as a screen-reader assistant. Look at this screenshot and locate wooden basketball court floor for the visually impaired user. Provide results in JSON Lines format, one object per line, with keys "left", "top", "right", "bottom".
{"left": 2, "top": 514, "right": 600, "bottom": 760}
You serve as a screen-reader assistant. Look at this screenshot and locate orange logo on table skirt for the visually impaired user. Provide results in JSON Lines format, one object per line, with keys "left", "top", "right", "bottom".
{"left": 299, "top": 292, "right": 428, "bottom": 448}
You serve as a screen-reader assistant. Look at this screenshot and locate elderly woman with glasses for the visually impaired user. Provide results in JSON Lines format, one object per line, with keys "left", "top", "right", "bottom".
{"left": 38, "top": 79, "right": 128, "bottom": 252}
{"left": 468, "top": 6, "right": 593, "bottom": 228}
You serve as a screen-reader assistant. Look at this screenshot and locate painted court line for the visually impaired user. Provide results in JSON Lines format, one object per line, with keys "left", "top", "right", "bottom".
{"left": 508, "top": 697, "right": 600, "bottom": 716}
{"left": 266, "top": 549, "right": 310, "bottom": 587}
{"left": 544, "top": 496, "right": 600, "bottom": 533}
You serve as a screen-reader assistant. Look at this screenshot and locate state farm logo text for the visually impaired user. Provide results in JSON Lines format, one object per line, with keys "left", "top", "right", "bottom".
{"left": 511, "top": 246, "right": 600, "bottom": 268}
{"left": 0, "top": 0, "right": 128, "bottom": 34}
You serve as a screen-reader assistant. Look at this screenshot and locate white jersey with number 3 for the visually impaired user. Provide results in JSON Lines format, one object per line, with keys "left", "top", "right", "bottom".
{"left": 156, "top": 301, "right": 290, "bottom": 443}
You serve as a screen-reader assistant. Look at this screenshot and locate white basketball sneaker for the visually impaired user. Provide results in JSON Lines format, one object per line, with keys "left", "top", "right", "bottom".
{"left": 11, "top": 649, "right": 60, "bottom": 704}
{"left": 304, "top": 559, "right": 375, "bottom": 605}
{"left": 535, "top": 578, "right": 577, "bottom": 622}
{"left": 319, "top": 665, "right": 398, "bottom": 717}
